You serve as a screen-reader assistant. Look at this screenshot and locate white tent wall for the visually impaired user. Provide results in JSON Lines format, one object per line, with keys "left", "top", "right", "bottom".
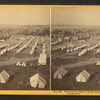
{"left": 30, "top": 78, "right": 46, "bottom": 88}
{"left": 38, "top": 80, "right": 45, "bottom": 88}
{"left": 54, "top": 71, "right": 58, "bottom": 78}
{"left": 58, "top": 73, "right": 62, "bottom": 79}
{"left": 30, "top": 73, "right": 47, "bottom": 88}
{"left": 38, "top": 54, "right": 47, "bottom": 65}
{"left": 0, "top": 75, "right": 6, "bottom": 83}
{"left": 54, "top": 71, "right": 63, "bottom": 79}
{"left": 76, "top": 74, "right": 87, "bottom": 82}
{"left": 30, "top": 79, "right": 38, "bottom": 88}
{"left": 38, "top": 58, "right": 46, "bottom": 65}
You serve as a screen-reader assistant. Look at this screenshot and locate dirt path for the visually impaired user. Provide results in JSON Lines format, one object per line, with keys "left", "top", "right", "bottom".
{"left": 54, "top": 57, "right": 100, "bottom": 70}
{"left": 0, "top": 56, "right": 38, "bottom": 67}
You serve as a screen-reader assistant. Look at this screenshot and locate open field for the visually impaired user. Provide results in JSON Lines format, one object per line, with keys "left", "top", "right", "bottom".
{"left": 0, "top": 25, "right": 50, "bottom": 90}
{"left": 51, "top": 25, "right": 100, "bottom": 90}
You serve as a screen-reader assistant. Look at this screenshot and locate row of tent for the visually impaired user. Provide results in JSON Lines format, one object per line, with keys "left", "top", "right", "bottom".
{"left": 52, "top": 45, "right": 66, "bottom": 51}
{"left": 0, "top": 70, "right": 47, "bottom": 88}
{"left": 73, "top": 44, "right": 89, "bottom": 51}
{"left": 15, "top": 37, "right": 34, "bottom": 55}
{"left": 52, "top": 43, "right": 88, "bottom": 53}
{"left": 0, "top": 39, "right": 5, "bottom": 43}
{"left": 51, "top": 38, "right": 62, "bottom": 45}
{"left": 78, "top": 42, "right": 100, "bottom": 56}
{"left": 54, "top": 67, "right": 90, "bottom": 82}
{"left": 0, "top": 41, "right": 23, "bottom": 56}
{"left": 16, "top": 61, "right": 26, "bottom": 67}
{"left": 30, "top": 39, "right": 38, "bottom": 55}
{"left": 38, "top": 39, "right": 47, "bottom": 65}
{"left": 7, "top": 41, "right": 23, "bottom": 52}
{"left": 52, "top": 43, "right": 75, "bottom": 52}
{"left": 0, "top": 44, "right": 9, "bottom": 49}
{"left": 67, "top": 44, "right": 89, "bottom": 53}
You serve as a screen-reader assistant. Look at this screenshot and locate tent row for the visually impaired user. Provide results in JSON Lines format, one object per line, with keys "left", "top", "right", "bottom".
{"left": 67, "top": 44, "right": 89, "bottom": 53}
{"left": 73, "top": 44, "right": 89, "bottom": 51}
{"left": 52, "top": 38, "right": 63, "bottom": 45}
{"left": 87, "top": 42, "right": 100, "bottom": 52}
{"left": 0, "top": 39, "right": 5, "bottom": 43}
{"left": 0, "top": 44, "right": 9, "bottom": 49}
{"left": 54, "top": 67, "right": 90, "bottom": 83}
{"left": 78, "top": 49, "right": 88, "bottom": 56}
{"left": 38, "top": 38, "right": 47, "bottom": 65}
{"left": 52, "top": 45, "right": 66, "bottom": 51}
{"left": 15, "top": 37, "right": 34, "bottom": 54}
{"left": 7, "top": 41, "right": 23, "bottom": 52}
{"left": 30, "top": 39, "right": 38, "bottom": 55}
{"left": 51, "top": 41, "right": 59, "bottom": 45}
{"left": 52, "top": 43, "right": 75, "bottom": 52}
{"left": 16, "top": 61, "right": 26, "bottom": 67}
{"left": 0, "top": 41, "right": 23, "bottom": 56}
{"left": 0, "top": 70, "right": 47, "bottom": 88}
{"left": 0, "top": 49, "right": 7, "bottom": 56}
{"left": 78, "top": 42, "right": 100, "bottom": 56}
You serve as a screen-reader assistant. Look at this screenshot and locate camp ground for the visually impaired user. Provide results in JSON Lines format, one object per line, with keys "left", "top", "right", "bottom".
{"left": 0, "top": 25, "right": 50, "bottom": 90}
{"left": 51, "top": 25, "right": 100, "bottom": 90}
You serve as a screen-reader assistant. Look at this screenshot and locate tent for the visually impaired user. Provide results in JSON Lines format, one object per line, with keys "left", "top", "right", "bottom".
{"left": 76, "top": 69, "right": 90, "bottom": 82}
{"left": 96, "top": 61, "right": 100, "bottom": 65}
{"left": 16, "top": 61, "right": 21, "bottom": 66}
{"left": 0, "top": 70, "right": 10, "bottom": 83}
{"left": 54, "top": 67, "right": 68, "bottom": 79}
{"left": 22, "top": 62, "right": 26, "bottom": 67}
{"left": 38, "top": 53, "right": 47, "bottom": 65}
{"left": 30, "top": 73, "right": 47, "bottom": 88}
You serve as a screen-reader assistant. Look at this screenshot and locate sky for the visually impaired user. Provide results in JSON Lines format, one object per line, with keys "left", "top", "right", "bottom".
{"left": 51, "top": 7, "right": 100, "bottom": 25}
{"left": 0, "top": 7, "right": 50, "bottom": 25}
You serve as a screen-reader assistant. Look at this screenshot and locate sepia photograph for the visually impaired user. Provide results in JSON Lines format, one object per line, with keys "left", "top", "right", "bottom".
{"left": 51, "top": 7, "right": 100, "bottom": 90}
{"left": 0, "top": 7, "right": 50, "bottom": 90}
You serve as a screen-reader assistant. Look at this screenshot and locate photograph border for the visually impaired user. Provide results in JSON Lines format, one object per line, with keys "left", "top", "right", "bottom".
{"left": 0, "top": 4, "right": 100, "bottom": 95}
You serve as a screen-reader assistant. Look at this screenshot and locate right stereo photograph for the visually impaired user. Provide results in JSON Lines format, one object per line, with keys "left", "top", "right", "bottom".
{"left": 51, "top": 7, "right": 100, "bottom": 90}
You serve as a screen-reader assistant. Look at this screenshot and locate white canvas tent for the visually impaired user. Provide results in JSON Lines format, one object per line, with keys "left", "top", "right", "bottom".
{"left": 0, "top": 70, "right": 10, "bottom": 83}
{"left": 38, "top": 53, "right": 47, "bottom": 65}
{"left": 30, "top": 73, "right": 47, "bottom": 88}
{"left": 54, "top": 67, "right": 68, "bottom": 79}
{"left": 76, "top": 69, "right": 90, "bottom": 82}
{"left": 22, "top": 62, "right": 26, "bottom": 67}
{"left": 16, "top": 61, "right": 21, "bottom": 66}
{"left": 96, "top": 61, "right": 100, "bottom": 65}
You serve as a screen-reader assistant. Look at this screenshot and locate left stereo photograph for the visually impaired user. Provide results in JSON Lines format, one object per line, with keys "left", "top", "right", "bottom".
{"left": 0, "top": 7, "right": 50, "bottom": 90}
